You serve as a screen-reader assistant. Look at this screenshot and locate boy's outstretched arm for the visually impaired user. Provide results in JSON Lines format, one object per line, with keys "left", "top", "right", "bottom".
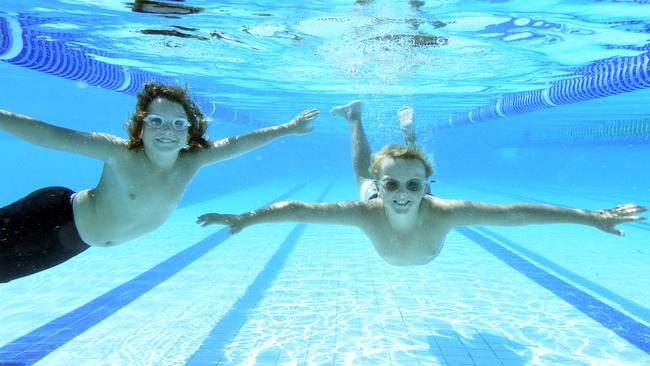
{"left": 443, "top": 200, "right": 647, "bottom": 236}
{"left": 0, "top": 109, "right": 125, "bottom": 160}
{"left": 196, "top": 109, "right": 319, "bottom": 165}
{"left": 197, "top": 200, "right": 369, "bottom": 234}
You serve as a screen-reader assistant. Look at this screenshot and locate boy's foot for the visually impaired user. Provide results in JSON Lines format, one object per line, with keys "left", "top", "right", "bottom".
{"left": 330, "top": 100, "right": 362, "bottom": 122}
{"left": 398, "top": 106, "right": 416, "bottom": 145}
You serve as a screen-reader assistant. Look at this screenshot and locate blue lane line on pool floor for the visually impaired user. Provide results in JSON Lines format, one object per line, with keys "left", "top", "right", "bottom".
{"left": 456, "top": 226, "right": 650, "bottom": 355}
{"left": 473, "top": 226, "right": 650, "bottom": 325}
{"left": 187, "top": 179, "right": 336, "bottom": 366}
{"left": 0, "top": 181, "right": 310, "bottom": 366}
{"left": 448, "top": 182, "right": 650, "bottom": 326}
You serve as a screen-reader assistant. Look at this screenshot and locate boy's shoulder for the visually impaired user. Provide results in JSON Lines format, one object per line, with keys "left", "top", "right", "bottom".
{"left": 423, "top": 196, "right": 470, "bottom": 212}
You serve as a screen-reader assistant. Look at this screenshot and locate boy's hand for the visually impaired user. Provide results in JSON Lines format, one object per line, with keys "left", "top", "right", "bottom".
{"left": 197, "top": 213, "right": 246, "bottom": 234}
{"left": 287, "top": 109, "right": 319, "bottom": 134}
{"left": 593, "top": 203, "right": 647, "bottom": 235}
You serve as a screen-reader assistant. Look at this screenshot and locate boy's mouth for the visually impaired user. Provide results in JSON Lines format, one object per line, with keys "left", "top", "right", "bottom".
{"left": 392, "top": 199, "right": 412, "bottom": 213}
{"left": 155, "top": 137, "right": 178, "bottom": 143}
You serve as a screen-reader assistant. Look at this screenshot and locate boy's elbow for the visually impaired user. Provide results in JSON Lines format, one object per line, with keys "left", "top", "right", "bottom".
{"left": 274, "top": 201, "right": 298, "bottom": 209}
{"left": 271, "top": 201, "right": 306, "bottom": 214}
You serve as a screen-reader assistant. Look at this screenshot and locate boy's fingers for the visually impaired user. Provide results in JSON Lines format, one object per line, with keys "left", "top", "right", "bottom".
{"left": 604, "top": 227, "right": 623, "bottom": 236}
{"left": 617, "top": 204, "right": 646, "bottom": 213}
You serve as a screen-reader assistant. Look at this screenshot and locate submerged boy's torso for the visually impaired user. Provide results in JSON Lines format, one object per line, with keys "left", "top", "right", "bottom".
{"left": 73, "top": 149, "right": 201, "bottom": 246}
{"left": 361, "top": 197, "right": 451, "bottom": 266}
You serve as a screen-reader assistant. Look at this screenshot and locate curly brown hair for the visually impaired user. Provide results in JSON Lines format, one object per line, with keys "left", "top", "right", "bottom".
{"left": 125, "top": 81, "right": 210, "bottom": 150}
{"left": 370, "top": 144, "right": 434, "bottom": 177}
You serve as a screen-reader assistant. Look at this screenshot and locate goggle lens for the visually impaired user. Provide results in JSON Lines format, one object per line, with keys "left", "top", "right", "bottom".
{"left": 144, "top": 114, "right": 191, "bottom": 131}
{"left": 382, "top": 179, "right": 422, "bottom": 192}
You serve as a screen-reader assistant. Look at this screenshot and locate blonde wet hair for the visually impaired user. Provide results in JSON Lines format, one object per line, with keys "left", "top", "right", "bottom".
{"left": 370, "top": 144, "right": 434, "bottom": 177}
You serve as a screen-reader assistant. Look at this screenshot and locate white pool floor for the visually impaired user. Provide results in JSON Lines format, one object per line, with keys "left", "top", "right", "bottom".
{"left": 1, "top": 177, "right": 649, "bottom": 366}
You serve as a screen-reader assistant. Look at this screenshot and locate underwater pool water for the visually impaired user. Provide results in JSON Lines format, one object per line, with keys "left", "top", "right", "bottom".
{"left": 1, "top": 1, "right": 649, "bottom": 365}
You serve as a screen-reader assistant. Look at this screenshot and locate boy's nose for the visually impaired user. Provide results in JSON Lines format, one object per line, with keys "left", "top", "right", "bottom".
{"left": 396, "top": 190, "right": 409, "bottom": 198}
{"left": 160, "top": 127, "right": 176, "bottom": 134}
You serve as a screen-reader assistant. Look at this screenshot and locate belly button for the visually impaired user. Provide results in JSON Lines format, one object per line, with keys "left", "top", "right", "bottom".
{"left": 129, "top": 193, "right": 136, "bottom": 200}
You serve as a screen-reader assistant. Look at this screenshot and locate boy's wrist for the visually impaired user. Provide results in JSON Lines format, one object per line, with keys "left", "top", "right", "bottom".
{"left": 282, "top": 121, "right": 297, "bottom": 133}
{"left": 584, "top": 210, "right": 601, "bottom": 226}
{"left": 241, "top": 212, "right": 256, "bottom": 226}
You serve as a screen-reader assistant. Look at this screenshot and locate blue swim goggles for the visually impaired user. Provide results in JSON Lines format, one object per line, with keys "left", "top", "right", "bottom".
{"left": 143, "top": 114, "right": 191, "bottom": 131}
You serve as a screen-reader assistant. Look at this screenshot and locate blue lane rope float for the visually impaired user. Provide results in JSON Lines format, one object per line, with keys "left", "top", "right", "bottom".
{"left": 3, "top": 12, "right": 649, "bottom": 131}
{"left": 439, "top": 51, "right": 650, "bottom": 130}
{"left": 529, "top": 118, "right": 650, "bottom": 146}
{"left": 0, "top": 15, "right": 11, "bottom": 58}
{"left": 0, "top": 14, "right": 266, "bottom": 127}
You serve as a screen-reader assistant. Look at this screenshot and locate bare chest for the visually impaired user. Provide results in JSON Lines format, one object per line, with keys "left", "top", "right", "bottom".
{"left": 365, "top": 222, "right": 448, "bottom": 266}
{"left": 90, "top": 156, "right": 199, "bottom": 218}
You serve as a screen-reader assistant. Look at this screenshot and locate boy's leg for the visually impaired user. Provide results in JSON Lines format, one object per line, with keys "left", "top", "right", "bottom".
{"left": 398, "top": 106, "right": 432, "bottom": 194}
{"left": 330, "top": 101, "right": 374, "bottom": 187}
{"left": 0, "top": 187, "right": 90, "bottom": 283}
{"left": 398, "top": 106, "right": 416, "bottom": 147}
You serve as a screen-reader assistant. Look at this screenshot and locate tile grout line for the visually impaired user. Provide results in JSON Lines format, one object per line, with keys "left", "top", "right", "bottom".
{"left": 187, "top": 177, "right": 338, "bottom": 365}
{"left": 474, "top": 226, "right": 650, "bottom": 325}
{"left": 456, "top": 226, "right": 650, "bottom": 356}
{"left": 445, "top": 180, "right": 650, "bottom": 321}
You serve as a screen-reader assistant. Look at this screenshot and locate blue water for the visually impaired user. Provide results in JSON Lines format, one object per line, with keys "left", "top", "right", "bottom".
{"left": 1, "top": 1, "right": 649, "bottom": 365}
